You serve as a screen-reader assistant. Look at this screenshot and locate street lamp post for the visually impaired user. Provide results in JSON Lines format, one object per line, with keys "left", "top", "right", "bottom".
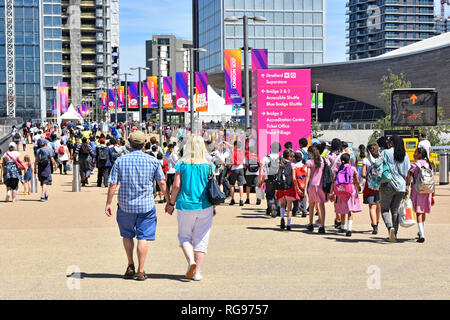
{"left": 130, "top": 66, "right": 150, "bottom": 124}
{"left": 224, "top": 15, "right": 267, "bottom": 129}
{"left": 119, "top": 72, "right": 133, "bottom": 137}
{"left": 176, "top": 47, "right": 207, "bottom": 134}
{"left": 315, "top": 83, "right": 319, "bottom": 122}
{"left": 149, "top": 55, "right": 171, "bottom": 144}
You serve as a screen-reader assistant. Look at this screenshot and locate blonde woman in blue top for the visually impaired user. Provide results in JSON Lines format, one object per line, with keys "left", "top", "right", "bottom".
{"left": 166, "top": 135, "right": 216, "bottom": 281}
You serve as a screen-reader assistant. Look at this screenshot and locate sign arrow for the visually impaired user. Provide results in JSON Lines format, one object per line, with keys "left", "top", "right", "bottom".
{"left": 410, "top": 94, "right": 418, "bottom": 105}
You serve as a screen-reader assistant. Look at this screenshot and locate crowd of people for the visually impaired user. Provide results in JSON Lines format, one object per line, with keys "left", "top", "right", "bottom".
{"left": 1, "top": 120, "right": 436, "bottom": 282}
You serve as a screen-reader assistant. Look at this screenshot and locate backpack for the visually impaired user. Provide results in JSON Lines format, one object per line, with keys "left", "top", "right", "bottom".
{"left": 265, "top": 154, "right": 279, "bottom": 177}
{"left": 162, "top": 160, "right": 169, "bottom": 173}
{"left": 275, "top": 161, "right": 293, "bottom": 191}
{"left": 321, "top": 160, "right": 333, "bottom": 197}
{"left": 211, "top": 152, "right": 224, "bottom": 169}
{"left": 80, "top": 144, "right": 90, "bottom": 155}
{"left": 300, "top": 148, "right": 310, "bottom": 164}
{"left": 247, "top": 153, "right": 260, "bottom": 173}
{"left": 367, "top": 157, "right": 383, "bottom": 191}
{"left": 98, "top": 146, "right": 108, "bottom": 162}
{"left": 110, "top": 147, "right": 119, "bottom": 163}
{"left": 37, "top": 149, "right": 50, "bottom": 175}
{"left": 295, "top": 164, "right": 307, "bottom": 195}
{"left": 14, "top": 132, "right": 20, "bottom": 141}
{"left": 247, "top": 159, "right": 260, "bottom": 173}
{"left": 58, "top": 146, "right": 65, "bottom": 156}
{"left": 415, "top": 164, "right": 435, "bottom": 194}
{"left": 334, "top": 165, "right": 355, "bottom": 198}
{"left": 381, "top": 151, "right": 394, "bottom": 184}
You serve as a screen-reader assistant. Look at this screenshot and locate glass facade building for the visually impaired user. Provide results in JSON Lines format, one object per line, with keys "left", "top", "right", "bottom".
{"left": 43, "top": 0, "right": 62, "bottom": 119}
{"left": 194, "top": 0, "right": 326, "bottom": 73}
{"left": 346, "top": 0, "right": 436, "bottom": 61}
{"left": 0, "top": 0, "right": 62, "bottom": 120}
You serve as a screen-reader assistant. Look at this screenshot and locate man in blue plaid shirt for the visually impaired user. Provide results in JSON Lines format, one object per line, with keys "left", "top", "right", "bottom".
{"left": 105, "top": 131, "right": 169, "bottom": 281}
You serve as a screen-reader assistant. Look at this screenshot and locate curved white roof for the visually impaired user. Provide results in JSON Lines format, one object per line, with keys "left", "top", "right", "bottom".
{"left": 379, "top": 32, "right": 450, "bottom": 58}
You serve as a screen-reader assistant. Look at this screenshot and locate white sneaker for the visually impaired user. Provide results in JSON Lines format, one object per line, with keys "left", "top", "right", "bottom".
{"left": 186, "top": 263, "right": 196, "bottom": 279}
{"left": 313, "top": 219, "right": 320, "bottom": 227}
{"left": 193, "top": 273, "right": 203, "bottom": 281}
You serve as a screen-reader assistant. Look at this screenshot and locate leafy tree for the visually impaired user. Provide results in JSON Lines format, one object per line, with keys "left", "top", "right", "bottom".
{"left": 311, "top": 118, "right": 323, "bottom": 139}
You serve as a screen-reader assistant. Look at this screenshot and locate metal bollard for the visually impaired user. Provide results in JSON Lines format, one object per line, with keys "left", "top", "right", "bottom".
{"left": 31, "top": 164, "right": 38, "bottom": 193}
{"left": 72, "top": 162, "right": 81, "bottom": 192}
{"left": 439, "top": 152, "right": 449, "bottom": 185}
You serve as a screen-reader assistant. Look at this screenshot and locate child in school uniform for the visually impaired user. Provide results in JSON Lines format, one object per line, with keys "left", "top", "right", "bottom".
{"left": 330, "top": 153, "right": 362, "bottom": 237}
{"left": 406, "top": 147, "right": 435, "bottom": 243}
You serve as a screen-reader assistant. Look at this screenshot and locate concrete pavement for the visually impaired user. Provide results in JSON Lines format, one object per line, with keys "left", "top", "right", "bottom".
{"left": 0, "top": 144, "right": 449, "bottom": 299}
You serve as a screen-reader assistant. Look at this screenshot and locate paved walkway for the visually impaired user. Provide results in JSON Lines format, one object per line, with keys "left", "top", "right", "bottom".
{"left": 0, "top": 144, "right": 449, "bottom": 299}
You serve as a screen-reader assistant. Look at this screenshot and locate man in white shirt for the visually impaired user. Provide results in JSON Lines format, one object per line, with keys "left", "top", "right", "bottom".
{"left": 418, "top": 132, "right": 432, "bottom": 159}
{"left": 164, "top": 143, "right": 178, "bottom": 195}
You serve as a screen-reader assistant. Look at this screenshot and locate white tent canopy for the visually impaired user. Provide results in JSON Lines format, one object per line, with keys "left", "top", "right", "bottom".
{"left": 196, "top": 85, "right": 244, "bottom": 123}
{"left": 60, "top": 104, "right": 83, "bottom": 123}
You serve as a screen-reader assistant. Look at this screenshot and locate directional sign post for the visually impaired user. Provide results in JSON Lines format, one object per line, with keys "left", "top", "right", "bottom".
{"left": 391, "top": 88, "right": 438, "bottom": 128}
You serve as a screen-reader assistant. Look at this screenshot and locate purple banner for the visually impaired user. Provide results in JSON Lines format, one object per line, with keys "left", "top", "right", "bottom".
{"left": 108, "top": 89, "right": 116, "bottom": 110}
{"left": 176, "top": 72, "right": 189, "bottom": 112}
{"left": 251, "top": 49, "right": 268, "bottom": 72}
{"left": 128, "top": 82, "right": 139, "bottom": 109}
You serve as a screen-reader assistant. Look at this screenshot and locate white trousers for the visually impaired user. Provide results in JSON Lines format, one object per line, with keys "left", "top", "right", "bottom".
{"left": 177, "top": 206, "right": 214, "bottom": 254}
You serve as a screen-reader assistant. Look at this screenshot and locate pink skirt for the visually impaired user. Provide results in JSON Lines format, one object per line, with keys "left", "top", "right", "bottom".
{"left": 308, "top": 186, "right": 327, "bottom": 204}
{"left": 334, "top": 188, "right": 362, "bottom": 214}
{"left": 411, "top": 185, "right": 432, "bottom": 214}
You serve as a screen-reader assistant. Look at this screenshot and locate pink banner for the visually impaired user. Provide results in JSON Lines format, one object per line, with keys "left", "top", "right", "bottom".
{"left": 59, "top": 82, "right": 69, "bottom": 114}
{"left": 224, "top": 49, "right": 242, "bottom": 105}
{"left": 147, "top": 76, "right": 158, "bottom": 108}
{"left": 195, "top": 72, "right": 208, "bottom": 112}
{"left": 163, "top": 77, "right": 173, "bottom": 109}
{"left": 142, "top": 82, "right": 150, "bottom": 109}
{"left": 252, "top": 70, "right": 311, "bottom": 161}
{"left": 117, "top": 86, "right": 125, "bottom": 109}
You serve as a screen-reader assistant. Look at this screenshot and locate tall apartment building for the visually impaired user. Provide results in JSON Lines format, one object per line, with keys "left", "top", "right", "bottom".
{"left": 61, "top": 0, "right": 119, "bottom": 111}
{"left": 435, "top": 15, "right": 449, "bottom": 34}
{"left": 346, "top": 0, "right": 435, "bottom": 61}
{"left": 193, "top": 0, "right": 326, "bottom": 73}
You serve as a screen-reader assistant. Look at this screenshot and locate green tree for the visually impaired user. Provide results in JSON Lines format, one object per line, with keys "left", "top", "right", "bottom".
{"left": 311, "top": 118, "right": 323, "bottom": 139}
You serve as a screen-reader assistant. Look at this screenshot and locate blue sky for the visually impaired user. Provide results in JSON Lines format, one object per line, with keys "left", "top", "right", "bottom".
{"left": 120, "top": 0, "right": 442, "bottom": 81}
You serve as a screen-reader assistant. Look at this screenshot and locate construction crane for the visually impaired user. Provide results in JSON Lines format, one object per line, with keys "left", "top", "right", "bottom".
{"left": 442, "top": 0, "right": 450, "bottom": 18}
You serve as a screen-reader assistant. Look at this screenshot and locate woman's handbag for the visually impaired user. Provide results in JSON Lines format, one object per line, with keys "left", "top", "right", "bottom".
{"left": 207, "top": 165, "right": 226, "bottom": 205}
